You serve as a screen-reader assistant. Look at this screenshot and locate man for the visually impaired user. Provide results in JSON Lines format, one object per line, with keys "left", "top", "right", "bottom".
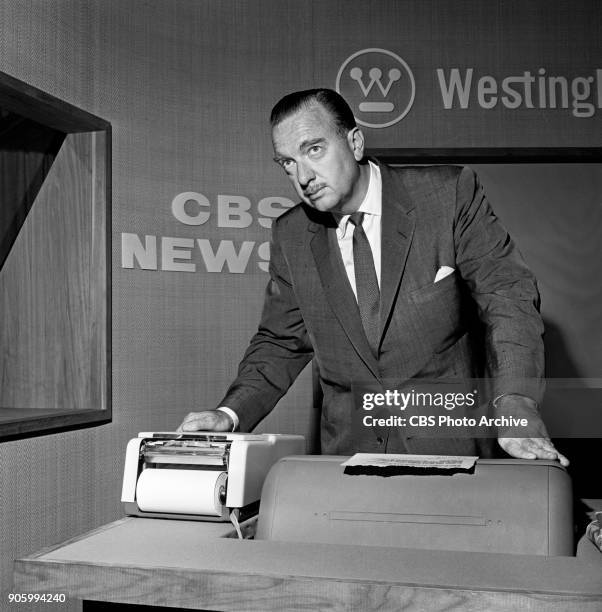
{"left": 178, "top": 89, "right": 567, "bottom": 466}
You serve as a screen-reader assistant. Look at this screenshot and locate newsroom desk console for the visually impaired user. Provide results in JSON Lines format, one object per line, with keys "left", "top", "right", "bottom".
{"left": 13, "top": 516, "right": 602, "bottom": 612}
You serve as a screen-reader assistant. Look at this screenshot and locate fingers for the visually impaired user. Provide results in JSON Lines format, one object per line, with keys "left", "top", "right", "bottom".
{"left": 498, "top": 437, "right": 569, "bottom": 467}
{"left": 176, "top": 410, "right": 233, "bottom": 433}
{"left": 535, "top": 438, "right": 570, "bottom": 466}
{"left": 555, "top": 451, "right": 570, "bottom": 467}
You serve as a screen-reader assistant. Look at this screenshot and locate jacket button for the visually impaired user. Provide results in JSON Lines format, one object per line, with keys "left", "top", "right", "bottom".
{"left": 376, "top": 436, "right": 384, "bottom": 445}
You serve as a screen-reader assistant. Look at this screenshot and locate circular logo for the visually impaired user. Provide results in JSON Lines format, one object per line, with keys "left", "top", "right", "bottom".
{"left": 336, "top": 48, "right": 415, "bottom": 129}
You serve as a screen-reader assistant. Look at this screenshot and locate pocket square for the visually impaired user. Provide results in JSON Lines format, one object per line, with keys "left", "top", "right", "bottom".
{"left": 434, "top": 266, "right": 455, "bottom": 283}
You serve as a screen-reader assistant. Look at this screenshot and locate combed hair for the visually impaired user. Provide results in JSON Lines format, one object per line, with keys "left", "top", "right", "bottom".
{"left": 270, "top": 89, "right": 356, "bottom": 137}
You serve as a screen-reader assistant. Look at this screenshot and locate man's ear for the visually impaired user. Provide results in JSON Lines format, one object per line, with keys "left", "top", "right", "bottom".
{"left": 347, "top": 127, "right": 365, "bottom": 161}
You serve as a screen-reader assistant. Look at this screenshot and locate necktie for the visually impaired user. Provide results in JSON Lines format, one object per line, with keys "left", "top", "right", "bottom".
{"left": 349, "top": 212, "right": 380, "bottom": 356}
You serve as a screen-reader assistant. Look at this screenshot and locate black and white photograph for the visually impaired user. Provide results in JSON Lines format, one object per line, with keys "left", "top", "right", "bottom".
{"left": 1, "top": 1, "right": 601, "bottom": 611}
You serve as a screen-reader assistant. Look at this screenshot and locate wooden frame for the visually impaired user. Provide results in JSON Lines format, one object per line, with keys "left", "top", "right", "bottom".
{"left": 0, "top": 71, "right": 111, "bottom": 441}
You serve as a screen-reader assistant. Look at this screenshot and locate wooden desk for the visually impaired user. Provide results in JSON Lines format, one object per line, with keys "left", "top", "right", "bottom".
{"left": 13, "top": 516, "right": 602, "bottom": 612}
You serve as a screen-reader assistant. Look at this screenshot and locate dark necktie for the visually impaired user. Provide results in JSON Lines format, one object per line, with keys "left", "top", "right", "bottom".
{"left": 349, "top": 212, "right": 380, "bottom": 356}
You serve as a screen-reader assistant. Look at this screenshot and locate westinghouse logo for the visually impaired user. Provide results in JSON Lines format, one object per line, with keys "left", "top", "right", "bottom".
{"left": 337, "top": 48, "right": 601, "bottom": 126}
{"left": 336, "top": 48, "right": 416, "bottom": 129}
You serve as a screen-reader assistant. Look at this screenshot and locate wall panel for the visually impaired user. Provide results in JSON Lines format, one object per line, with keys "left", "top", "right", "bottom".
{"left": 0, "top": 132, "right": 105, "bottom": 412}
{"left": 0, "top": 2, "right": 599, "bottom": 610}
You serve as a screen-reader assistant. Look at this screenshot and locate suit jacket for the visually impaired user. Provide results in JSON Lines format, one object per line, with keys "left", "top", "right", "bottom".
{"left": 219, "top": 161, "right": 545, "bottom": 455}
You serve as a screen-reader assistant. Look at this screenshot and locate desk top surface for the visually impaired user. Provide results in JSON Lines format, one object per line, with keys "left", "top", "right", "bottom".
{"left": 17, "top": 516, "right": 602, "bottom": 596}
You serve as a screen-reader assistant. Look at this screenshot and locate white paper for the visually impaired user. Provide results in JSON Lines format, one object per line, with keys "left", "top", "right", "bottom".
{"left": 136, "top": 468, "right": 227, "bottom": 515}
{"left": 341, "top": 453, "right": 478, "bottom": 470}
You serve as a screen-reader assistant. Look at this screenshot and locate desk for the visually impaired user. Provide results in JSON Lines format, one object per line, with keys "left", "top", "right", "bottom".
{"left": 13, "top": 516, "right": 602, "bottom": 611}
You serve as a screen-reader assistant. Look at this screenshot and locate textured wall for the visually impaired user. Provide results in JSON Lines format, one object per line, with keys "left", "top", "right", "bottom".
{"left": 0, "top": 2, "right": 600, "bottom": 611}
{"left": 0, "top": 5, "right": 108, "bottom": 612}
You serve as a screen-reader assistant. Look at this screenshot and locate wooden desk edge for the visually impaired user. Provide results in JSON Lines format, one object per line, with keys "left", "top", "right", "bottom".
{"left": 13, "top": 555, "right": 602, "bottom": 612}
{"left": 13, "top": 518, "right": 602, "bottom": 612}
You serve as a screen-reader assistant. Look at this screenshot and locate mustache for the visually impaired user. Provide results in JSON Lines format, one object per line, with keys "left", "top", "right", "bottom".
{"left": 304, "top": 184, "right": 326, "bottom": 196}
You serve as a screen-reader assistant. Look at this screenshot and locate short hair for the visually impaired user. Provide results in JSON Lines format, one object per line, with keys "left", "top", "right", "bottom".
{"left": 270, "top": 89, "right": 357, "bottom": 138}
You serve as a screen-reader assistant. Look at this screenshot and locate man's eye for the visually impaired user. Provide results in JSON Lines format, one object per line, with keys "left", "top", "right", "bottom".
{"left": 281, "top": 159, "right": 294, "bottom": 170}
{"left": 308, "top": 145, "right": 322, "bottom": 156}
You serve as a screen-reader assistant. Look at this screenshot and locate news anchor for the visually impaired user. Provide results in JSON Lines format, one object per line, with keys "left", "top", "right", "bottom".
{"left": 178, "top": 88, "right": 567, "bottom": 466}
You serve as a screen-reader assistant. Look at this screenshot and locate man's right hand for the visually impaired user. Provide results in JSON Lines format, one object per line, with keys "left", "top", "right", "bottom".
{"left": 176, "top": 410, "right": 233, "bottom": 432}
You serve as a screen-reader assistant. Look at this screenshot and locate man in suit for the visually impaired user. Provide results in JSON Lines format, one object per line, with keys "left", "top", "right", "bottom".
{"left": 178, "top": 89, "right": 567, "bottom": 465}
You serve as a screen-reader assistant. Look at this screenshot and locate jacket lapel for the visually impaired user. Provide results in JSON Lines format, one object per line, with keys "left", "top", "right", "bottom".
{"left": 305, "top": 160, "right": 415, "bottom": 377}
{"left": 378, "top": 162, "right": 416, "bottom": 347}
{"left": 309, "top": 218, "right": 380, "bottom": 380}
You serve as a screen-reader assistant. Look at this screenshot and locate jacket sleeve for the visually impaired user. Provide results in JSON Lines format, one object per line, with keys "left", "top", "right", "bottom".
{"left": 217, "top": 219, "right": 314, "bottom": 431}
{"left": 453, "top": 166, "right": 545, "bottom": 405}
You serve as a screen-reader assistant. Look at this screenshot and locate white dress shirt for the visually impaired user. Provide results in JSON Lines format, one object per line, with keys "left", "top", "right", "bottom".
{"left": 333, "top": 160, "right": 382, "bottom": 298}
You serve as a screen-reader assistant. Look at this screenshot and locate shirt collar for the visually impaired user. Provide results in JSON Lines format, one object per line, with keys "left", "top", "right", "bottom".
{"left": 335, "top": 160, "right": 382, "bottom": 238}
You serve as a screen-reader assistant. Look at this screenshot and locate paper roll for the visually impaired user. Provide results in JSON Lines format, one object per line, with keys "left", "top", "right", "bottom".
{"left": 135, "top": 469, "right": 227, "bottom": 516}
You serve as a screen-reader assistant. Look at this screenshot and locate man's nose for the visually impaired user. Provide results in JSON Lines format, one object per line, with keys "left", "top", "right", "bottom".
{"left": 296, "top": 161, "right": 314, "bottom": 187}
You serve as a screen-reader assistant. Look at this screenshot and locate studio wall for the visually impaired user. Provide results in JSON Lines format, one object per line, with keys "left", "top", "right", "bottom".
{"left": 0, "top": 2, "right": 599, "bottom": 611}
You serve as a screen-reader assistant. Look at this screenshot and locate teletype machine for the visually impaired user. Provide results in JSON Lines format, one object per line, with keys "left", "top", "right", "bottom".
{"left": 121, "top": 431, "right": 305, "bottom": 531}
{"left": 123, "top": 434, "right": 575, "bottom": 555}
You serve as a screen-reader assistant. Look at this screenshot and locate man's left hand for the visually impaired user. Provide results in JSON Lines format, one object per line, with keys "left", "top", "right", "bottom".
{"left": 498, "top": 436, "right": 569, "bottom": 466}
{"left": 495, "top": 393, "right": 569, "bottom": 466}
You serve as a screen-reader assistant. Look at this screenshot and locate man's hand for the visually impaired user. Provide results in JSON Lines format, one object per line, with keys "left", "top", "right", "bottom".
{"left": 495, "top": 393, "right": 569, "bottom": 466}
{"left": 176, "top": 410, "right": 233, "bottom": 432}
{"left": 498, "top": 436, "right": 569, "bottom": 467}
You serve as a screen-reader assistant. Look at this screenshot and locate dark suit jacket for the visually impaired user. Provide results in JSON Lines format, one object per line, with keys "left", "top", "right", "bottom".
{"left": 219, "top": 161, "right": 545, "bottom": 455}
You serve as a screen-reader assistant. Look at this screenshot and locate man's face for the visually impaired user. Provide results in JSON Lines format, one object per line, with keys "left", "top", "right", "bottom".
{"left": 272, "top": 103, "right": 366, "bottom": 215}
